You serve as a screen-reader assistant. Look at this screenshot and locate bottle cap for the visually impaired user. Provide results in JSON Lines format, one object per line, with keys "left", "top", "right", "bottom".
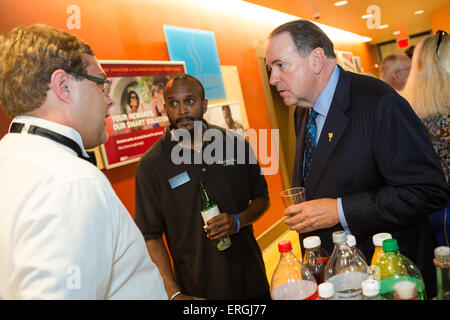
{"left": 382, "top": 238, "right": 399, "bottom": 252}
{"left": 303, "top": 236, "right": 321, "bottom": 249}
{"left": 434, "top": 246, "right": 450, "bottom": 262}
{"left": 332, "top": 231, "right": 347, "bottom": 243}
{"left": 393, "top": 281, "right": 417, "bottom": 299}
{"left": 318, "top": 282, "right": 335, "bottom": 298}
{"left": 361, "top": 279, "right": 379, "bottom": 297}
{"left": 372, "top": 233, "right": 392, "bottom": 247}
{"left": 346, "top": 234, "right": 357, "bottom": 247}
{"left": 278, "top": 240, "right": 292, "bottom": 252}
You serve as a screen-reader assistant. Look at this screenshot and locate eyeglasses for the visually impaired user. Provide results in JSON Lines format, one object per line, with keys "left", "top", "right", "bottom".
{"left": 436, "top": 30, "right": 447, "bottom": 55}
{"left": 72, "top": 72, "right": 112, "bottom": 97}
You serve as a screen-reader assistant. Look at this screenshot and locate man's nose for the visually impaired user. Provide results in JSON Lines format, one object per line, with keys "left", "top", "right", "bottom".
{"left": 106, "top": 96, "right": 113, "bottom": 109}
{"left": 269, "top": 70, "right": 279, "bottom": 86}
{"left": 178, "top": 103, "right": 187, "bottom": 114}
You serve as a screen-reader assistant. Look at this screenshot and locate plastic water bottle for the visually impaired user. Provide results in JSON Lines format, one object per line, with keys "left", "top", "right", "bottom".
{"left": 324, "top": 231, "right": 370, "bottom": 300}
{"left": 318, "top": 282, "right": 335, "bottom": 300}
{"left": 271, "top": 240, "right": 318, "bottom": 300}
{"left": 346, "top": 234, "right": 368, "bottom": 267}
{"left": 303, "top": 236, "right": 329, "bottom": 284}
{"left": 375, "top": 238, "right": 426, "bottom": 300}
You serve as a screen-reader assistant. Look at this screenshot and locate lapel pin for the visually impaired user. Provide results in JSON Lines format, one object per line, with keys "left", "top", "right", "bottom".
{"left": 328, "top": 132, "right": 333, "bottom": 142}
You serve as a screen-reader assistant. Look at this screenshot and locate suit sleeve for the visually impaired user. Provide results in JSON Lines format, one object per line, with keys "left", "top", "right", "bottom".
{"left": 342, "top": 92, "right": 448, "bottom": 239}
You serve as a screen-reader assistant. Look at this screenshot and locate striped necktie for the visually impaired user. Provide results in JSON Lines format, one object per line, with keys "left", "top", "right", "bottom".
{"left": 303, "top": 109, "right": 319, "bottom": 185}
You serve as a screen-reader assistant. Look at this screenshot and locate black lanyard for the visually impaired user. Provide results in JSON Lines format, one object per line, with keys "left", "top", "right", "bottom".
{"left": 9, "top": 122, "right": 97, "bottom": 166}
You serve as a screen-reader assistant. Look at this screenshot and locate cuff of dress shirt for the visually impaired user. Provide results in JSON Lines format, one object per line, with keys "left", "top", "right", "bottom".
{"left": 337, "top": 197, "right": 351, "bottom": 235}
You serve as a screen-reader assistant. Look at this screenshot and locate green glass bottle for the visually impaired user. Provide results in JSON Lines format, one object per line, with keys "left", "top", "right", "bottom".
{"left": 375, "top": 238, "right": 426, "bottom": 300}
{"left": 199, "top": 182, "right": 231, "bottom": 251}
{"left": 433, "top": 246, "right": 450, "bottom": 300}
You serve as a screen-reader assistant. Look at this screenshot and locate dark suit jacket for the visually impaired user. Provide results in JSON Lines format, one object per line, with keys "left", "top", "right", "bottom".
{"left": 292, "top": 66, "right": 448, "bottom": 298}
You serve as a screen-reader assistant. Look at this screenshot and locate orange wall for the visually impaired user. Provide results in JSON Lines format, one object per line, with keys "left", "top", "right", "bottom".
{"left": 431, "top": 4, "right": 450, "bottom": 33}
{"left": 0, "top": 0, "right": 376, "bottom": 237}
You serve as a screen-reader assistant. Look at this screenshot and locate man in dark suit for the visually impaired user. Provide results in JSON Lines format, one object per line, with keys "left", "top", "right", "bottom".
{"left": 265, "top": 19, "right": 448, "bottom": 298}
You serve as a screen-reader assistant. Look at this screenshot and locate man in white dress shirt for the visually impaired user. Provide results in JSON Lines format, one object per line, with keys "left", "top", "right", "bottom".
{"left": 0, "top": 24, "right": 167, "bottom": 299}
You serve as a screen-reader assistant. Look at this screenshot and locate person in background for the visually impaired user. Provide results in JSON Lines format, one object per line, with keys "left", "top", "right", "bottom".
{"left": 222, "top": 104, "right": 244, "bottom": 131}
{"left": 379, "top": 52, "right": 412, "bottom": 91}
{"left": 0, "top": 24, "right": 166, "bottom": 299}
{"left": 126, "top": 90, "right": 141, "bottom": 114}
{"left": 401, "top": 30, "right": 450, "bottom": 247}
{"left": 134, "top": 74, "right": 270, "bottom": 300}
{"left": 265, "top": 19, "right": 448, "bottom": 298}
{"left": 151, "top": 76, "right": 170, "bottom": 127}
{"left": 151, "top": 76, "right": 169, "bottom": 117}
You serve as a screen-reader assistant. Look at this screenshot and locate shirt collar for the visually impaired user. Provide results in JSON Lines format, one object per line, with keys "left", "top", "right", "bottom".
{"left": 10, "top": 115, "right": 89, "bottom": 158}
{"left": 313, "top": 65, "right": 340, "bottom": 117}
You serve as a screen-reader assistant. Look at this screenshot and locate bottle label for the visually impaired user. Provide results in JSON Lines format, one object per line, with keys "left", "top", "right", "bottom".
{"left": 201, "top": 204, "right": 220, "bottom": 224}
{"left": 271, "top": 280, "right": 318, "bottom": 300}
{"left": 335, "top": 289, "right": 362, "bottom": 300}
{"left": 327, "top": 272, "right": 369, "bottom": 300}
{"left": 315, "top": 257, "right": 329, "bottom": 264}
{"left": 394, "top": 295, "right": 418, "bottom": 300}
{"left": 380, "top": 276, "right": 425, "bottom": 300}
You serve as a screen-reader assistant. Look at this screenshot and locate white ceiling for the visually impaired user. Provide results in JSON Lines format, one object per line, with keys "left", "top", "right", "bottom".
{"left": 245, "top": 0, "right": 448, "bottom": 44}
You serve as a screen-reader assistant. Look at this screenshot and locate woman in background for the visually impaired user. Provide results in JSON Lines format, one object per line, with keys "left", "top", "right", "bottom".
{"left": 401, "top": 30, "right": 449, "bottom": 246}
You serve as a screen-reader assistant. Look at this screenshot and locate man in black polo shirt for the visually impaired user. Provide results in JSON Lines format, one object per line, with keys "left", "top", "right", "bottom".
{"left": 134, "top": 74, "right": 270, "bottom": 300}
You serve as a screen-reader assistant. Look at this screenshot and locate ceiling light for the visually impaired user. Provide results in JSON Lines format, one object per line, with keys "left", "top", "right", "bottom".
{"left": 334, "top": 1, "right": 348, "bottom": 7}
{"left": 393, "top": 31, "right": 401, "bottom": 35}
{"left": 377, "top": 24, "right": 389, "bottom": 30}
{"left": 361, "top": 14, "right": 373, "bottom": 19}
{"left": 414, "top": 10, "right": 424, "bottom": 15}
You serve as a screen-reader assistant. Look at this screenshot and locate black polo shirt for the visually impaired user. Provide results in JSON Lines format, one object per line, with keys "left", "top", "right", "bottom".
{"left": 135, "top": 122, "right": 270, "bottom": 299}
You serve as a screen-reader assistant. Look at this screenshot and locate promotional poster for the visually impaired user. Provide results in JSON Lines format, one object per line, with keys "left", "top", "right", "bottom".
{"left": 100, "top": 61, "right": 186, "bottom": 169}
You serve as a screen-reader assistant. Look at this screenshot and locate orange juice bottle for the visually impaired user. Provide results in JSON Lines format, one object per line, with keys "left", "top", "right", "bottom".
{"left": 371, "top": 233, "right": 392, "bottom": 266}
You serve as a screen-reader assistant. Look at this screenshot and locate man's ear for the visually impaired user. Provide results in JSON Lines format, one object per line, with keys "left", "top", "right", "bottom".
{"left": 391, "top": 70, "right": 401, "bottom": 83}
{"left": 310, "top": 47, "right": 325, "bottom": 74}
{"left": 202, "top": 98, "right": 208, "bottom": 115}
{"left": 50, "top": 69, "right": 71, "bottom": 104}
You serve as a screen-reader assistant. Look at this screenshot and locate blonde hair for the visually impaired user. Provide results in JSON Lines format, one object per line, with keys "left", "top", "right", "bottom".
{"left": 400, "top": 32, "right": 450, "bottom": 119}
{"left": 0, "top": 24, "right": 94, "bottom": 117}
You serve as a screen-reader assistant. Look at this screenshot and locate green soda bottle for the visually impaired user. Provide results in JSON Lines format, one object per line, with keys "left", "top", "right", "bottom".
{"left": 375, "top": 238, "right": 426, "bottom": 300}
{"left": 199, "top": 182, "right": 231, "bottom": 251}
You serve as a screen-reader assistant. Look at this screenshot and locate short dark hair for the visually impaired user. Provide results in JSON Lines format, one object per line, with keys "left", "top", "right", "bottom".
{"left": 269, "top": 19, "right": 336, "bottom": 59}
{"left": 166, "top": 74, "right": 205, "bottom": 100}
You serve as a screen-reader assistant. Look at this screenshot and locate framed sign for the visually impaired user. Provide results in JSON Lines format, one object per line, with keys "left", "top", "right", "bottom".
{"left": 163, "top": 25, "right": 226, "bottom": 100}
{"left": 203, "top": 101, "right": 248, "bottom": 135}
{"left": 336, "top": 50, "right": 356, "bottom": 72}
{"left": 100, "top": 60, "right": 186, "bottom": 169}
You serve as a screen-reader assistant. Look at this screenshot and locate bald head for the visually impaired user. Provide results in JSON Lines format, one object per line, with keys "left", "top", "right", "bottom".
{"left": 379, "top": 52, "right": 411, "bottom": 91}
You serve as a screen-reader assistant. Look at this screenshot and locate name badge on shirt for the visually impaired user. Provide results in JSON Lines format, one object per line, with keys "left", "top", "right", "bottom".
{"left": 168, "top": 171, "right": 190, "bottom": 189}
{"left": 216, "top": 158, "right": 236, "bottom": 166}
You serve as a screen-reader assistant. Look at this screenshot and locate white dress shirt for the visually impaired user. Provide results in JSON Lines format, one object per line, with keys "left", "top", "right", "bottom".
{"left": 0, "top": 116, "right": 167, "bottom": 300}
